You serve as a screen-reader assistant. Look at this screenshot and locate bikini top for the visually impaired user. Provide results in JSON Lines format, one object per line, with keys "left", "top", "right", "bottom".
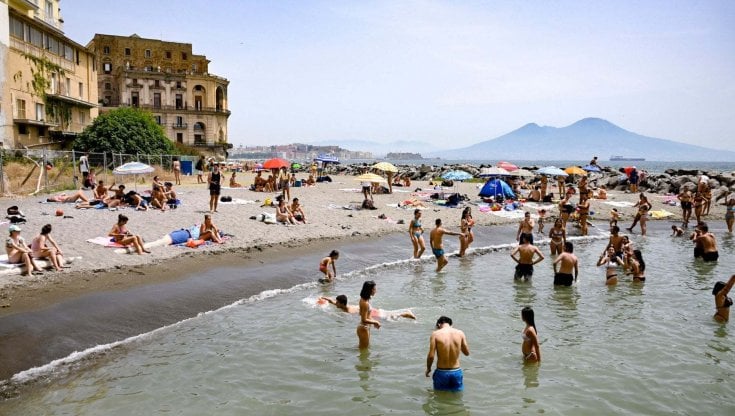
{"left": 412, "top": 219, "right": 422, "bottom": 229}
{"left": 550, "top": 228, "right": 564, "bottom": 239}
{"left": 521, "top": 329, "right": 531, "bottom": 342}
{"left": 605, "top": 259, "right": 619, "bottom": 271}
{"left": 722, "top": 296, "right": 733, "bottom": 309}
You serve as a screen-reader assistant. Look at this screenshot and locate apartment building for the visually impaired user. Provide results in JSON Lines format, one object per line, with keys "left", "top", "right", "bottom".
{"left": 87, "top": 33, "right": 230, "bottom": 154}
{"left": 0, "top": 0, "right": 98, "bottom": 149}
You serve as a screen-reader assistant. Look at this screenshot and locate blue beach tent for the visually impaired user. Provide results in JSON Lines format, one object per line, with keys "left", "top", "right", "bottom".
{"left": 478, "top": 178, "right": 515, "bottom": 199}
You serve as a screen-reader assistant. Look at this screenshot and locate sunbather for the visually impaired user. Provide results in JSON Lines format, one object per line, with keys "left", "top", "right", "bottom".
{"left": 109, "top": 214, "right": 149, "bottom": 254}
{"left": 47, "top": 190, "right": 89, "bottom": 203}
{"left": 31, "top": 224, "right": 67, "bottom": 271}
{"left": 199, "top": 214, "right": 222, "bottom": 243}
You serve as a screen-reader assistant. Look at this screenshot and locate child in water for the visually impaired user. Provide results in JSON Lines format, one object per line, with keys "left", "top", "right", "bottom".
{"left": 609, "top": 208, "right": 620, "bottom": 227}
{"left": 537, "top": 209, "right": 546, "bottom": 234}
{"left": 319, "top": 250, "right": 339, "bottom": 282}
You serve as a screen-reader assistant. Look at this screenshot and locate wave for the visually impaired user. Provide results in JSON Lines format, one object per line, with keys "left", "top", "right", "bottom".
{"left": 1, "top": 233, "right": 607, "bottom": 390}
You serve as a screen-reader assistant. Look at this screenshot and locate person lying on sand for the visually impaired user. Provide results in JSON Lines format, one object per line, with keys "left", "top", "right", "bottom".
{"left": 318, "top": 295, "right": 416, "bottom": 320}
{"left": 47, "top": 190, "right": 89, "bottom": 203}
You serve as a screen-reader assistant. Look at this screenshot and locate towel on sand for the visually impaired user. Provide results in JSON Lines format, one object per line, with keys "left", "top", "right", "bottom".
{"left": 603, "top": 201, "right": 635, "bottom": 207}
{"left": 86, "top": 236, "right": 127, "bottom": 248}
{"left": 219, "top": 198, "right": 255, "bottom": 205}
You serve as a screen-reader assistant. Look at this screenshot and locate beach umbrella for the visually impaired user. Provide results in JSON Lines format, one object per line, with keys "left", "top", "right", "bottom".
{"left": 536, "top": 166, "right": 568, "bottom": 177}
{"left": 355, "top": 173, "right": 387, "bottom": 183}
{"left": 565, "top": 166, "right": 587, "bottom": 176}
{"left": 478, "top": 167, "right": 511, "bottom": 177}
{"left": 314, "top": 154, "right": 340, "bottom": 164}
{"left": 372, "top": 162, "right": 398, "bottom": 173}
{"left": 442, "top": 170, "right": 473, "bottom": 181}
{"left": 497, "top": 161, "right": 519, "bottom": 172}
{"left": 113, "top": 161, "right": 155, "bottom": 191}
{"left": 582, "top": 164, "right": 601, "bottom": 173}
{"left": 512, "top": 168, "right": 535, "bottom": 177}
{"left": 263, "top": 158, "right": 290, "bottom": 170}
{"left": 478, "top": 178, "right": 515, "bottom": 199}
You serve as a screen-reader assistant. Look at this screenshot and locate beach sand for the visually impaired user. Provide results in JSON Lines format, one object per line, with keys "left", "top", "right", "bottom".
{"left": 0, "top": 172, "right": 727, "bottom": 316}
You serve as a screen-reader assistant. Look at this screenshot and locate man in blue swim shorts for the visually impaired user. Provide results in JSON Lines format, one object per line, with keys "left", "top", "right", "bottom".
{"left": 429, "top": 219, "right": 464, "bottom": 272}
{"left": 426, "top": 316, "right": 470, "bottom": 392}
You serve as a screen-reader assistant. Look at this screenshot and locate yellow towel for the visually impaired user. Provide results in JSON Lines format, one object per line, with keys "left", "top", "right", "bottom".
{"left": 650, "top": 209, "right": 674, "bottom": 219}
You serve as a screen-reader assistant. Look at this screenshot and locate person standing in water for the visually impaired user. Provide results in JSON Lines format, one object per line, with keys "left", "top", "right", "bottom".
{"left": 521, "top": 307, "right": 541, "bottom": 363}
{"left": 553, "top": 241, "right": 578, "bottom": 286}
{"left": 713, "top": 275, "right": 735, "bottom": 323}
{"left": 548, "top": 218, "right": 566, "bottom": 257}
{"left": 459, "top": 207, "right": 475, "bottom": 257}
{"left": 357, "top": 280, "right": 381, "bottom": 349}
{"left": 408, "top": 209, "right": 426, "bottom": 259}
{"left": 678, "top": 185, "right": 693, "bottom": 228}
{"left": 511, "top": 234, "right": 545, "bottom": 280}
{"left": 693, "top": 222, "right": 718, "bottom": 262}
{"left": 516, "top": 211, "right": 535, "bottom": 244}
{"left": 724, "top": 192, "right": 735, "bottom": 233}
{"left": 319, "top": 250, "right": 339, "bottom": 282}
{"left": 627, "top": 249, "right": 646, "bottom": 282}
{"left": 429, "top": 218, "right": 464, "bottom": 272}
{"left": 426, "top": 316, "right": 470, "bottom": 392}
{"left": 597, "top": 246, "right": 622, "bottom": 285}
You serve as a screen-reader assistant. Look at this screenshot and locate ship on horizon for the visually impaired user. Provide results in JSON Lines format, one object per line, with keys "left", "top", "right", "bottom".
{"left": 609, "top": 155, "right": 646, "bottom": 161}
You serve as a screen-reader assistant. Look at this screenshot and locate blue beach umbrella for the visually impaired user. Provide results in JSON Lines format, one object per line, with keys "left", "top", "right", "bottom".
{"left": 478, "top": 178, "right": 515, "bottom": 199}
{"left": 536, "top": 166, "right": 568, "bottom": 177}
{"left": 442, "top": 170, "right": 473, "bottom": 181}
{"left": 582, "top": 164, "right": 601, "bottom": 173}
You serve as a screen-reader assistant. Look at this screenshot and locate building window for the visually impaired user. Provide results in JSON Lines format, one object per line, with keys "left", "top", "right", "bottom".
{"left": 29, "top": 26, "right": 43, "bottom": 47}
{"left": 165, "top": 51, "right": 171, "bottom": 59}
{"left": 16, "top": 99, "right": 26, "bottom": 119}
{"left": 181, "top": 52, "right": 187, "bottom": 60}
{"left": 79, "top": 82, "right": 83, "bottom": 98}
{"left": 153, "top": 93, "right": 161, "bottom": 109}
{"left": 18, "top": 124, "right": 28, "bottom": 135}
{"left": 175, "top": 116, "right": 184, "bottom": 126}
{"left": 175, "top": 94, "right": 183, "bottom": 109}
{"left": 104, "top": 95, "right": 111, "bottom": 105}
{"left": 80, "top": 112, "right": 86, "bottom": 125}
{"left": 125, "top": 48, "right": 131, "bottom": 56}
{"left": 65, "top": 78, "right": 71, "bottom": 96}
{"left": 10, "top": 16, "right": 24, "bottom": 40}
{"left": 131, "top": 92, "right": 139, "bottom": 107}
{"left": 103, "top": 46, "right": 110, "bottom": 54}
{"left": 154, "top": 80, "right": 160, "bottom": 88}
{"left": 104, "top": 82, "right": 111, "bottom": 90}
{"left": 154, "top": 115, "right": 162, "bottom": 125}
{"left": 46, "top": 1, "right": 53, "bottom": 17}
{"left": 35, "top": 103, "right": 44, "bottom": 121}
{"left": 103, "top": 62, "right": 111, "bottom": 73}
{"left": 145, "top": 49, "right": 151, "bottom": 58}
{"left": 50, "top": 73, "right": 57, "bottom": 93}
{"left": 176, "top": 133, "right": 183, "bottom": 143}
{"left": 192, "top": 64, "right": 198, "bottom": 73}
{"left": 176, "top": 81, "right": 182, "bottom": 89}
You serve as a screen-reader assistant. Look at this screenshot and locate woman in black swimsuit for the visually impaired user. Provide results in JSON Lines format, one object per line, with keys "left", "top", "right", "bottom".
{"left": 208, "top": 164, "right": 223, "bottom": 213}
{"left": 713, "top": 275, "right": 735, "bottom": 323}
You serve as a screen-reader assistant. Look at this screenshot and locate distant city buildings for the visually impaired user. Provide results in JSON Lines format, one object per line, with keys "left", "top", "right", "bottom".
{"left": 1, "top": 0, "right": 98, "bottom": 149}
{"left": 87, "top": 33, "right": 231, "bottom": 155}
{"left": 230, "top": 143, "right": 372, "bottom": 160}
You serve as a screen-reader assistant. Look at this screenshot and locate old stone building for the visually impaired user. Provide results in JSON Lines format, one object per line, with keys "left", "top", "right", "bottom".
{"left": 0, "top": 0, "right": 98, "bottom": 149}
{"left": 87, "top": 33, "right": 230, "bottom": 154}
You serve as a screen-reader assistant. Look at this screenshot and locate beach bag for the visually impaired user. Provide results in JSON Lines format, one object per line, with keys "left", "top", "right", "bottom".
{"left": 7, "top": 206, "right": 24, "bottom": 217}
{"left": 220, "top": 196, "right": 232, "bottom": 202}
{"left": 362, "top": 199, "right": 376, "bottom": 210}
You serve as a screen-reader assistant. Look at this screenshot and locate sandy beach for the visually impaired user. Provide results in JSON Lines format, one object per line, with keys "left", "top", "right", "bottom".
{"left": 0, "top": 171, "right": 728, "bottom": 316}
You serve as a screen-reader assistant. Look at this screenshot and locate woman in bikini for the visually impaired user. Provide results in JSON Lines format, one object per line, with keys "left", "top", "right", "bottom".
{"left": 724, "top": 192, "right": 734, "bottom": 233}
{"left": 713, "top": 275, "right": 735, "bottom": 323}
{"left": 558, "top": 194, "right": 573, "bottom": 229}
{"left": 229, "top": 171, "right": 243, "bottom": 188}
{"left": 693, "top": 192, "right": 705, "bottom": 224}
{"left": 6, "top": 225, "right": 43, "bottom": 276}
{"left": 458, "top": 207, "right": 475, "bottom": 257}
{"left": 357, "top": 280, "right": 381, "bottom": 350}
{"left": 627, "top": 193, "right": 651, "bottom": 235}
{"left": 319, "top": 250, "right": 339, "bottom": 282}
{"left": 521, "top": 306, "right": 540, "bottom": 363}
{"left": 597, "top": 246, "right": 622, "bottom": 285}
{"left": 577, "top": 193, "right": 590, "bottom": 236}
{"left": 276, "top": 199, "right": 296, "bottom": 225}
{"left": 109, "top": 214, "right": 149, "bottom": 255}
{"left": 31, "top": 224, "right": 67, "bottom": 271}
{"left": 172, "top": 157, "right": 181, "bottom": 185}
{"left": 627, "top": 249, "right": 646, "bottom": 282}
{"left": 548, "top": 218, "right": 566, "bottom": 257}
{"left": 199, "top": 214, "right": 222, "bottom": 243}
{"left": 408, "top": 209, "right": 425, "bottom": 259}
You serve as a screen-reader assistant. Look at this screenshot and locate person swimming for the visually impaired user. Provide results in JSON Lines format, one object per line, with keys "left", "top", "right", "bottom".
{"left": 318, "top": 295, "right": 415, "bottom": 320}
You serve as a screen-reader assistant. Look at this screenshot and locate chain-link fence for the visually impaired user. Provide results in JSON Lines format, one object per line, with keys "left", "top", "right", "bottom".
{"left": 0, "top": 149, "right": 198, "bottom": 197}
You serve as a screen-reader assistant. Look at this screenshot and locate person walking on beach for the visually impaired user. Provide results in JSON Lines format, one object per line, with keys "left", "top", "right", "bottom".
{"left": 459, "top": 207, "right": 475, "bottom": 257}
{"left": 511, "top": 234, "right": 544, "bottom": 280}
{"left": 109, "top": 214, "right": 149, "bottom": 255}
{"left": 713, "top": 275, "right": 735, "bottom": 323}
{"left": 319, "top": 295, "right": 415, "bottom": 319}
{"left": 409, "top": 209, "right": 426, "bottom": 259}
{"left": 559, "top": 193, "right": 573, "bottom": 229}
{"left": 319, "top": 250, "right": 339, "bottom": 282}
{"left": 78, "top": 152, "right": 90, "bottom": 188}
{"left": 31, "top": 224, "right": 67, "bottom": 272}
{"left": 172, "top": 157, "right": 181, "bottom": 185}
{"left": 693, "top": 222, "right": 718, "bottom": 262}
{"left": 521, "top": 307, "right": 540, "bottom": 363}
{"left": 693, "top": 192, "right": 705, "bottom": 224}
{"left": 553, "top": 242, "right": 578, "bottom": 286}
{"left": 357, "top": 280, "right": 381, "bottom": 349}
{"left": 280, "top": 167, "right": 291, "bottom": 202}
{"left": 426, "top": 316, "right": 470, "bottom": 392}
{"left": 207, "top": 163, "right": 223, "bottom": 213}
{"left": 678, "top": 185, "right": 693, "bottom": 227}
{"left": 516, "top": 211, "right": 535, "bottom": 244}
{"left": 195, "top": 155, "right": 205, "bottom": 184}
{"left": 430, "top": 218, "right": 464, "bottom": 272}
{"left": 556, "top": 175, "right": 565, "bottom": 196}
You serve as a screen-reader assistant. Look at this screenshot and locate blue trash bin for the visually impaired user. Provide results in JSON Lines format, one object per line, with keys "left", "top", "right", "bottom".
{"left": 181, "top": 160, "right": 193, "bottom": 175}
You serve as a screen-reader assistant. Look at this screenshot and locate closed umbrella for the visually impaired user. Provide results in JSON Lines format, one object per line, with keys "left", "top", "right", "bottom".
{"left": 565, "top": 166, "right": 587, "bottom": 176}
{"left": 113, "top": 161, "right": 155, "bottom": 191}
{"left": 441, "top": 170, "right": 473, "bottom": 181}
{"left": 355, "top": 173, "right": 387, "bottom": 183}
{"left": 497, "top": 161, "right": 519, "bottom": 172}
{"left": 478, "top": 167, "right": 511, "bottom": 177}
{"left": 372, "top": 162, "right": 398, "bottom": 173}
{"left": 537, "top": 166, "right": 568, "bottom": 177}
{"left": 263, "top": 158, "right": 290, "bottom": 170}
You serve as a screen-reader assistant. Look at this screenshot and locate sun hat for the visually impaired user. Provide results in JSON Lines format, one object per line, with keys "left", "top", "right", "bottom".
{"left": 9, "top": 224, "right": 21, "bottom": 233}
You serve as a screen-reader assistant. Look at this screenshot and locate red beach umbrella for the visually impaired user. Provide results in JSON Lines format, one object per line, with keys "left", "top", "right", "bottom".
{"left": 263, "top": 158, "right": 290, "bottom": 170}
{"left": 497, "top": 161, "right": 518, "bottom": 172}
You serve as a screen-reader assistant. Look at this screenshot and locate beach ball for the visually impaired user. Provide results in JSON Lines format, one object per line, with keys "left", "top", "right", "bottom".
{"left": 56, "top": 208, "right": 64, "bottom": 216}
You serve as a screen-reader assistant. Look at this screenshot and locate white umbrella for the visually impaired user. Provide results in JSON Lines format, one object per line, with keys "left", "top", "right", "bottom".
{"left": 478, "top": 167, "right": 511, "bottom": 177}
{"left": 113, "top": 162, "right": 155, "bottom": 190}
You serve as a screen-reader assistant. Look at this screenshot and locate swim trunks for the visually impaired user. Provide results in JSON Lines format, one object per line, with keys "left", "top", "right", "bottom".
{"left": 554, "top": 272, "right": 574, "bottom": 286}
{"left": 694, "top": 246, "right": 703, "bottom": 259}
{"left": 520, "top": 232, "right": 534, "bottom": 245}
{"left": 209, "top": 185, "right": 221, "bottom": 196}
{"left": 433, "top": 368, "right": 463, "bottom": 392}
{"left": 681, "top": 201, "right": 692, "bottom": 210}
{"left": 432, "top": 248, "right": 444, "bottom": 258}
{"left": 514, "top": 263, "right": 533, "bottom": 279}
{"left": 703, "top": 251, "right": 719, "bottom": 262}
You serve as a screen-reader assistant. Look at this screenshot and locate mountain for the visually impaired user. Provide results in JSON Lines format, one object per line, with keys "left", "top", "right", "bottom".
{"left": 426, "top": 118, "right": 735, "bottom": 162}
{"left": 306, "top": 139, "right": 437, "bottom": 157}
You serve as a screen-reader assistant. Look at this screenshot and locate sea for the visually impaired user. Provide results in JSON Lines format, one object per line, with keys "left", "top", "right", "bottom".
{"left": 1, "top": 220, "right": 734, "bottom": 415}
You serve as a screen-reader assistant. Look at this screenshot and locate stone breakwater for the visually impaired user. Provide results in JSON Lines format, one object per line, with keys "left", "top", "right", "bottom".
{"left": 331, "top": 163, "right": 735, "bottom": 198}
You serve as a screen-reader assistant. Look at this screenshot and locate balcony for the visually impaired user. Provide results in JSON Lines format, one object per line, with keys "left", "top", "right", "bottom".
{"left": 171, "top": 123, "right": 188, "bottom": 129}
{"left": 135, "top": 104, "right": 230, "bottom": 115}
{"left": 10, "top": 38, "right": 74, "bottom": 71}
{"left": 46, "top": 93, "right": 97, "bottom": 108}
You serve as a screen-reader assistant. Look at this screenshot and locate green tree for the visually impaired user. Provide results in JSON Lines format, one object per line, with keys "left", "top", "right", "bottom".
{"left": 73, "top": 107, "right": 175, "bottom": 154}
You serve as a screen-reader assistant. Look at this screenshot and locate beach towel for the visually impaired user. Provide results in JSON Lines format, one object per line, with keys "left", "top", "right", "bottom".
{"left": 523, "top": 202, "right": 557, "bottom": 212}
{"left": 603, "top": 201, "right": 636, "bottom": 208}
{"left": 220, "top": 198, "right": 256, "bottom": 205}
{"left": 488, "top": 210, "right": 527, "bottom": 219}
{"left": 339, "top": 188, "right": 362, "bottom": 193}
{"left": 650, "top": 209, "right": 675, "bottom": 219}
{"left": 0, "top": 255, "right": 81, "bottom": 275}
{"left": 86, "top": 236, "right": 127, "bottom": 248}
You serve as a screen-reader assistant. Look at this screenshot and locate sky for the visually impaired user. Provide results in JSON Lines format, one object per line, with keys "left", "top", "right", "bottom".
{"left": 60, "top": 0, "right": 735, "bottom": 150}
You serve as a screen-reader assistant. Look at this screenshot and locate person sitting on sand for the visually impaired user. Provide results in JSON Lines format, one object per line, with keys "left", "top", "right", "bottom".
{"left": 713, "top": 275, "right": 735, "bottom": 323}
{"left": 150, "top": 185, "right": 168, "bottom": 211}
{"left": 596, "top": 185, "right": 607, "bottom": 200}
{"left": 109, "top": 214, "right": 149, "bottom": 255}
{"left": 253, "top": 171, "right": 267, "bottom": 192}
{"left": 276, "top": 199, "right": 296, "bottom": 225}
{"left": 6, "top": 225, "right": 43, "bottom": 276}
{"left": 229, "top": 171, "right": 243, "bottom": 188}
{"left": 290, "top": 198, "right": 307, "bottom": 223}
{"left": 527, "top": 186, "right": 541, "bottom": 202}
{"left": 31, "top": 224, "right": 68, "bottom": 271}
{"left": 265, "top": 174, "right": 276, "bottom": 192}
{"left": 124, "top": 191, "right": 148, "bottom": 211}
{"left": 199, "top": 214, "right": 222, "bottom": 243}
{"left": 403, "top": 176, "right": 411, "bottom": 187}
{"left": 164, "top": 182, "right": 178, "bottom": 208}
{"left": 305, "top": 174, "right": 316, "bottom": 186}
{"left": 47, "top": 190, "right": 89, "bottom": 203}
{"left": 94, "top": 180, "right": 109, "bottom": 200}
{"left": 319, "top": 250, "right": 339, "bottom": 281}
{"left": 318, "top": 295, "right": 416, "bottom": 319}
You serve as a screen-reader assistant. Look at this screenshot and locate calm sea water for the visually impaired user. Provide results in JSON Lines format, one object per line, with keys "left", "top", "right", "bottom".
{"left": 1, "top": 222, "right": 734, "bottom": 415}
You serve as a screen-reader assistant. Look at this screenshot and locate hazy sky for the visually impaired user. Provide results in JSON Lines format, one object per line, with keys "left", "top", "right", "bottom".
{"left": 61, "top": 0, "right": 735, "bottom": 150}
